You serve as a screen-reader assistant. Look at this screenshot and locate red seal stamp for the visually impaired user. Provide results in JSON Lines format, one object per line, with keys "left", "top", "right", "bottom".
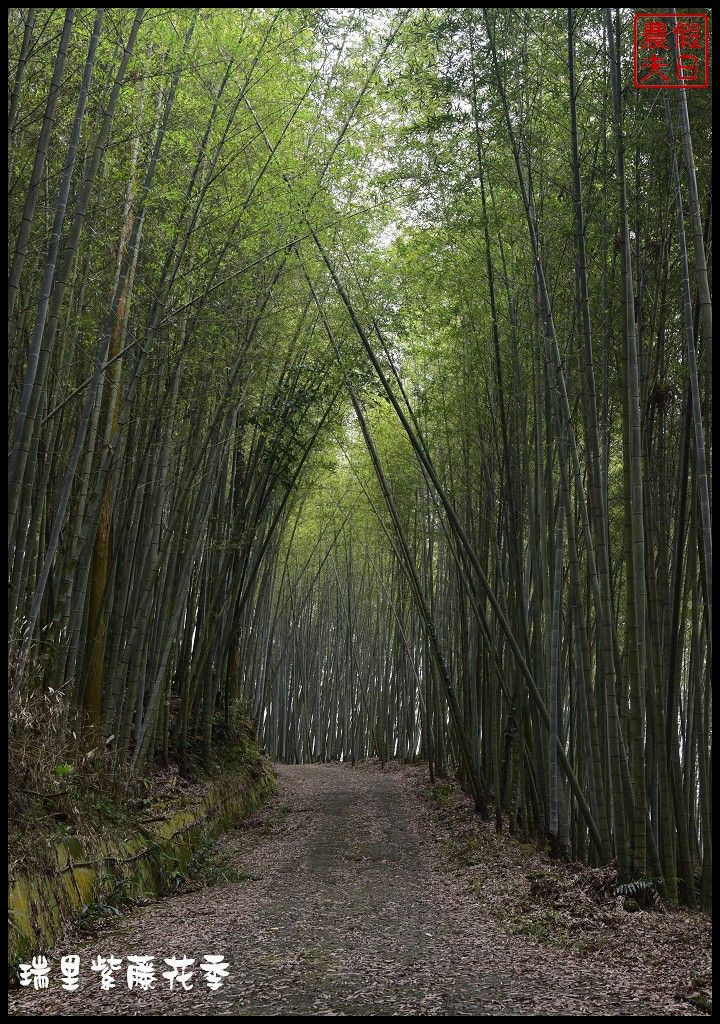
{"left": 633, "top": 13, "right": 709, "bottom": 88}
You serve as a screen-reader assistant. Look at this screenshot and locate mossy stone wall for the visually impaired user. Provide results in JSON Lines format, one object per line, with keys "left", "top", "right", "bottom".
{"left": 8, "top": 759, "right": 275, "bottom": 977}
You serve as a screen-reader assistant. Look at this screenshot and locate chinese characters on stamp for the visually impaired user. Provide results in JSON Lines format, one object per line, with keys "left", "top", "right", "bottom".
{"left": 634, "top": 13, "right": 710, "bottom": 88}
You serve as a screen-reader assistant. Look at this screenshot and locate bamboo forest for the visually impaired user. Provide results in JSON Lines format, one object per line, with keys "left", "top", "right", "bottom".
{"left": 7, "top": 7, "right": 712, "bottom": 1017}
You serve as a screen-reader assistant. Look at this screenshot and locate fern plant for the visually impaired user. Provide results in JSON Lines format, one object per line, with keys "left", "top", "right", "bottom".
{"left": 614, "top": 876, "right": 664, "bottom": 899}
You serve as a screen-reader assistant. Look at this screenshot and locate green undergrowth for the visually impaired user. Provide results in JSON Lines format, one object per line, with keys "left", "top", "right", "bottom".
{"left": 9, "top": 702, "right": 265, "bottom": 878}
{"left": 8, "top": 720, "right": 276, "bottom": 979}
{"left": 71, "top": 837, "right": 255, "bottom": 936}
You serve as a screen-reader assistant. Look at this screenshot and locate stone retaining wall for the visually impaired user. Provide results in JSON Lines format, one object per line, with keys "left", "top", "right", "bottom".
{"left": 8, "top": 757, "right": 276, "bottom": 976}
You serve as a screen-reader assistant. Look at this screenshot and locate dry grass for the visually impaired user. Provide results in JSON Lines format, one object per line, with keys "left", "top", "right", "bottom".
{"left": 8, "top": 652, "right": 264, "bottom": 875}
{"left": 8, "top": 666, "right": 123, "bottom": 874}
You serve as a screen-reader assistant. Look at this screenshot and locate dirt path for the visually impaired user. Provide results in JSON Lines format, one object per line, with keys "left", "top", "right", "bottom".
{"left": 8, "top": 764, "right": 708, "bottom": 1016}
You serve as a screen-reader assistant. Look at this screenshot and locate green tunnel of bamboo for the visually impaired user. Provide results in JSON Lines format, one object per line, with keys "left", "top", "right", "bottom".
{"left": 8, "top": 9, "right": 711, "bottom": 908}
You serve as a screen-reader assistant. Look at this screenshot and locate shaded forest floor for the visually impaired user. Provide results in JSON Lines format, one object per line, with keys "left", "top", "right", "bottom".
{"left": 8, "top": 763, "right": 711, "bottom": 1016}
